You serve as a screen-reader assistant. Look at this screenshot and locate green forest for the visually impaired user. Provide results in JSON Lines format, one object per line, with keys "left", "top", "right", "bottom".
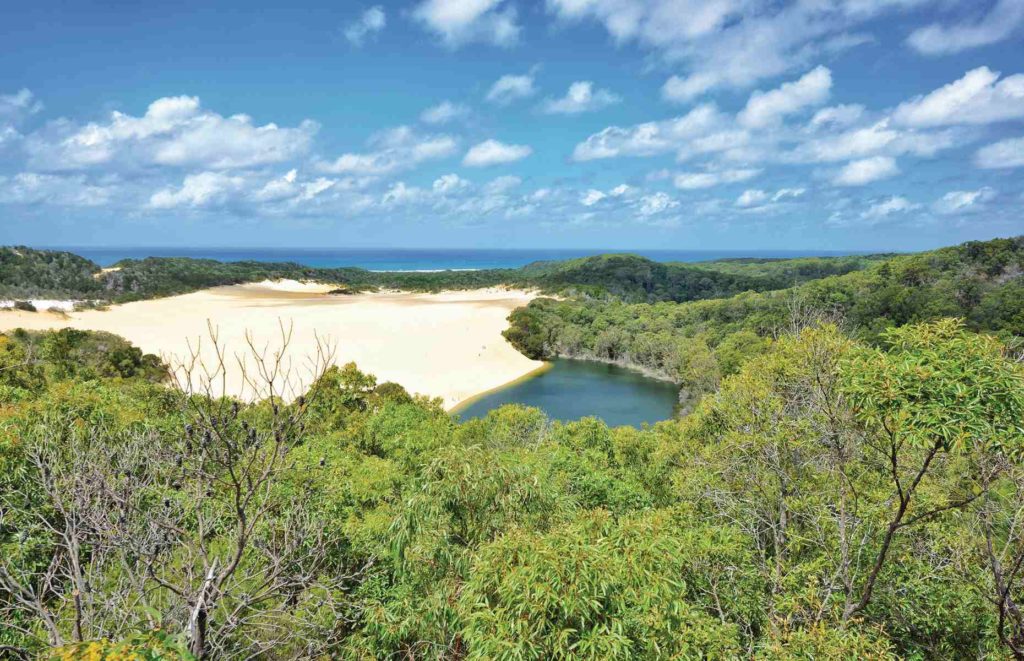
{"left": 2, "top": 238, "right": 1024, "bottom": 659}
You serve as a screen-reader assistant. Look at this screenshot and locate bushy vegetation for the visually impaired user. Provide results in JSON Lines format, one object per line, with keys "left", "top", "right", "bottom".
{"left": 0, "top": 247, "right": 103, "bottom": 300}
{"left": 1, "top": 316, "right": 1022, "bottom": 659}
{"left": 2, "top": 236, "right": 1023, "bottom": 658}
{"left": 1, "top": 249, "right": 801, "bottom": 305}
{"left": 506, "top": 237, "right": 1024, "bottom": 409}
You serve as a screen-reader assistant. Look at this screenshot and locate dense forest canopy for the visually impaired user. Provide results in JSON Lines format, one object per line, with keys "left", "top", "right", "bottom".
{"left": 0, "top": 245, "right": 882, "bottom": 304}
{"left": 1, "top": 236, "right": 1023, "bottom": 659}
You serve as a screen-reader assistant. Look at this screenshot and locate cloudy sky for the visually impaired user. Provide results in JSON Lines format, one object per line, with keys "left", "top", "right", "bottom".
{"left": 1, "top": 0, "right": 1022, "bottom": 250}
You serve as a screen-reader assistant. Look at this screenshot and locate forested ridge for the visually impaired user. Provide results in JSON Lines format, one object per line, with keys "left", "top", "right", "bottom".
{"left": 505, "top": 237, "right": 1024, "bottom": 410}
{"left": 0, "top": 246, "right": 874, "bottom": 304}
{"left": 1, "top": 237, "right": 1024, "bottom": 659}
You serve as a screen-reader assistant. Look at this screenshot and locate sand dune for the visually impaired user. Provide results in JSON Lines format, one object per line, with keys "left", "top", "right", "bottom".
{"left": 0, "top": 282, "right": 543, "bottom": 409}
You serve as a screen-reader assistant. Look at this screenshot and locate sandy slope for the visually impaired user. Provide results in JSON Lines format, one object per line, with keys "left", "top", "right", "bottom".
{"left": 0, "top": 281, "right": 543, "bottom": 409}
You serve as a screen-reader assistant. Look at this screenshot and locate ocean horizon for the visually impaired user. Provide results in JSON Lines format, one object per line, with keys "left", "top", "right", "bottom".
{"left": 41, "top": 246, "right": 879, "bottom": 271}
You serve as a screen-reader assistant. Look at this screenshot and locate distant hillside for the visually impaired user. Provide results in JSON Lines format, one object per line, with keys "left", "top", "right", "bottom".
{"left": 0, "top": 246, "right": 104, "bottom": 299}
{"left": 694, "top": 253, "right": 895, "bottom": 284}
{"left": 504, "top": 236, "right": 1024, "bottom": 398}
{"left": 0, "top": 249, "right": 793, "bottom": 305}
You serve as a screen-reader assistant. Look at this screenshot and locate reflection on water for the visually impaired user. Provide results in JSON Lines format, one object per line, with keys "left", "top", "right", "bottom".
{"left": 455, "top": 358, "right": 679, "bottom": 428}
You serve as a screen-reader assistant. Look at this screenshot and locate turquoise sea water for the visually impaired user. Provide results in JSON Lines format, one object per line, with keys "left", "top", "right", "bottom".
{"left": 455, "top": 359, "right": 680, "bottom": 428}
{"left": 49, "top": 247, "right": 863, "bottom": 271}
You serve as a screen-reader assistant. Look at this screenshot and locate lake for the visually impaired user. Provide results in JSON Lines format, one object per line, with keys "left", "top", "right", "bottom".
{"left": 455, "top": 359, "right": 680, "bottom": 428}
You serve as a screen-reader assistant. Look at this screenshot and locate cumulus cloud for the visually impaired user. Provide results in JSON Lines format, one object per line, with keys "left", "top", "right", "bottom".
{"left": 932, "top": 187, "right": 997, "bottom": 214}
{"left": 541, "top": 81, "right": 621, "bottom": 114}
{"left": 463, "top": 139, "right": 532, "bottom": 166}
{"left": 549, "top": 0, "right": 893, "bottom": 100}
{"left": 253, "top": 169, "right": 336, "bottom": 203}
{"left": 892, "top": 67, "right": 1024, "bottom": 127}
{"left": 738, "top": 66, "right": 832, "bottom": 129}
{"left": 572, "top": 103, "right": 723, "bottom": 161}
{"left": 344, "top": 6, "right": 386, "bottom": 46}
{"left": 413, "top": 0, "right": 520, "bottom": 48}
{"left": 792, "top": 119, "right": 955, "bottom": 163}
{"left": 860, "top": 194, "right": 920, "bottom": 220}
{"left": 808, "top": 104, "right": 865, "bottom": 130}
{"left": 149, "top": 171, "right": 247, "bottom": 209}
{"left": 907, "top": 0, "right": 1024, "bottom": 55}
{"left": 486, "top": 72, "right": 537, "bottom": 105}
{"left": 975, "top": 136, "right": 1024, "bottom": 169}
{"left": 0, "top": 88, "right": 42, "bottom": 121}
{"left": 637, "top": 192, "right": 678, "bottom": 216}
{"left": 485, "top": 175, "right": 522, "bottom": 193}
{"left": 433, "top": 173, "right": 470, "bottom": 194}
{"left": 833, "top": 155, "right": 900, "bottom": 186}
{"left": 580, "top": 189, "right": 607, "bottom": 206}
{"left": 317, "top": 125, "right": 457, "bottom": 175}
{"left": 0, "top": 172, "right": 112, "bottom": 206}
{"left": 420, "top": 101, "right": 470, "bottom": 124}
{"left": 733, "top": 186, "right": 806, "bottom": 209}
{"left": 673, "top": 168, "right": 760, "bottom": 190}
{"left": 25, "top": 95, "right": 317, "bottom": 171}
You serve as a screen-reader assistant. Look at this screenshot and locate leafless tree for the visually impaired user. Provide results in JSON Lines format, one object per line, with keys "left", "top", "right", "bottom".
{"left": 0, "top": 321, "right": 364, "bottom": 658}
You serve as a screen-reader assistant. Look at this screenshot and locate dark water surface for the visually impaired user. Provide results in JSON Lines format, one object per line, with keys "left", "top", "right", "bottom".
{"left": 455, "top": 359, "right": 679, "bottom": 428}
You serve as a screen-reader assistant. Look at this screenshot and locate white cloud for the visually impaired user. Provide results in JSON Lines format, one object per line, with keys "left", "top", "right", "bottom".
{"left": 254, "top": 169, "right": 336, "bottom": 203}
{"left": 932, "top": 187, "right": 996, "bottom": 214}
{"left": 893, "top": 67, "right": 1024, "bottom": 127}
{"left": 833, "top": 155, "right": 899, "bottom": 186}
{"left": 420, "top": 101, "right": 470, "bottom": 124}
{"left": 907, "top": 0, "right": 1024, "bottom": 55}
{"left": 413, "top": 0, "right": 520, "bottom": 48}
{"left": 772, "top": 187, "right": 805, "bottom": 201}
{"left": 637, "top": 192, "right": 678, "bottom": 216}
{"left": 381, "top": 181, "right": 425, "bottom": 206}
{"left": 673, "top": 168, "right": 760, "bottom": 189}
{"left": 808, "top": 104, "right": 865, "bottom": 130}
{"left": 149, "top": 171, "right": 247, "bottom": 208}
{"left": 463, "top": 139, "right": 532, "bottom": 166}
{"left": 486, "top": 72, "right": 537, "bottom": 105}
{"left": 975, "top": 136, "right": 1024, "bottom": 169}
{"left": 542, "top": 81, "right": 621, "bottom": 114}
{"left": 433, "top": 173, "right": 470, "bottom": 194}
{"left": 485, "top": 175, "right": 522, "bottom": 193}
{"left": 860, "top": 195, "right": 920, "bottom": 220}
{"left": 735, "top": 189, "right": 768, "bottom": 207}
{"left": 26, "top": 95, "right": 317, "bottom": 171}
{"left": 609, "top": 184, "right": 634, "bottom": 196}
{"left": 572, "top": 103, "right": 723, "bottom": 161}
{"left": 344, "top": 6, "right": 386, "bottom": 46}
{"left": 0, "top": 89, "right": 42, "bottom": 121}
{"left": 580, "top": 189, "right": 607, "bottom": 206}
{"left": 550, "top": 0, "right": 885, "bottom": 99}
{"left": 0, "top": 172, "right": 112, "bottom": 207}
{"left": 738, "top": 66, "right": 832, "bottom": 129}
{"left": 317, "top": 126, "right": 457, "bottom": 175}
{"left": 793, "top": 119, "right": 955, "bottom": 163}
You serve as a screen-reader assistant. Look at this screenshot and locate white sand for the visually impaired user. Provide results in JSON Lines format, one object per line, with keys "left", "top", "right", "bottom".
{"left": 0, "top": 282, "right": 543, "bottom": 409}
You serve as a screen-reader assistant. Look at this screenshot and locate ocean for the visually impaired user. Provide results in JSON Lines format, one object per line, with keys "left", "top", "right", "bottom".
{"left": 51, "top": 247, "right": 868, "bottom": 271}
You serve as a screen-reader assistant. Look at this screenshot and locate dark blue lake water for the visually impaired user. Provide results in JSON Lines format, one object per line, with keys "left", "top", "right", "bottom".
{"left": 46, "top": 246, "right": 864, "bottom": 271}
{"left": 455, "top": 359, "right": 679, "bottom": 428}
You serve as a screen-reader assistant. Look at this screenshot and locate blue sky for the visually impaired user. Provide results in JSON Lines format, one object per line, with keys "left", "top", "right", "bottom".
{"left": 0, "top": 0, "right": 1022, "bottom": 250}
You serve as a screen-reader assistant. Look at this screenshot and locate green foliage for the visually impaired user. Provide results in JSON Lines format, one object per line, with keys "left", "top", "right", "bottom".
{"left": 459, "top": 510, "right": 742, "bottom": 659}
{"left": 2, "top": 237, "right": 1024, "bottom": 659}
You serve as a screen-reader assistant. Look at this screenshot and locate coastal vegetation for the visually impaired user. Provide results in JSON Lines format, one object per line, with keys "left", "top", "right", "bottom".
{"left": 0, "top": 236, "right": 1023, "bottom": 658}
{"left": 0, "top": 246, "right": 869, "bottom": 305}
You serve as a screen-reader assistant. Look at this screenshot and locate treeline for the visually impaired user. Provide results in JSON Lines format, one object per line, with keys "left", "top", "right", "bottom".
{"left": 505, "top": 237, "right": 1024, "bottom": 409}
{"left": 2, "top": 317, "right": 1024, "bottom": 658}
{"left": 1, "top": 247, "right": 873, "bottom": 305}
